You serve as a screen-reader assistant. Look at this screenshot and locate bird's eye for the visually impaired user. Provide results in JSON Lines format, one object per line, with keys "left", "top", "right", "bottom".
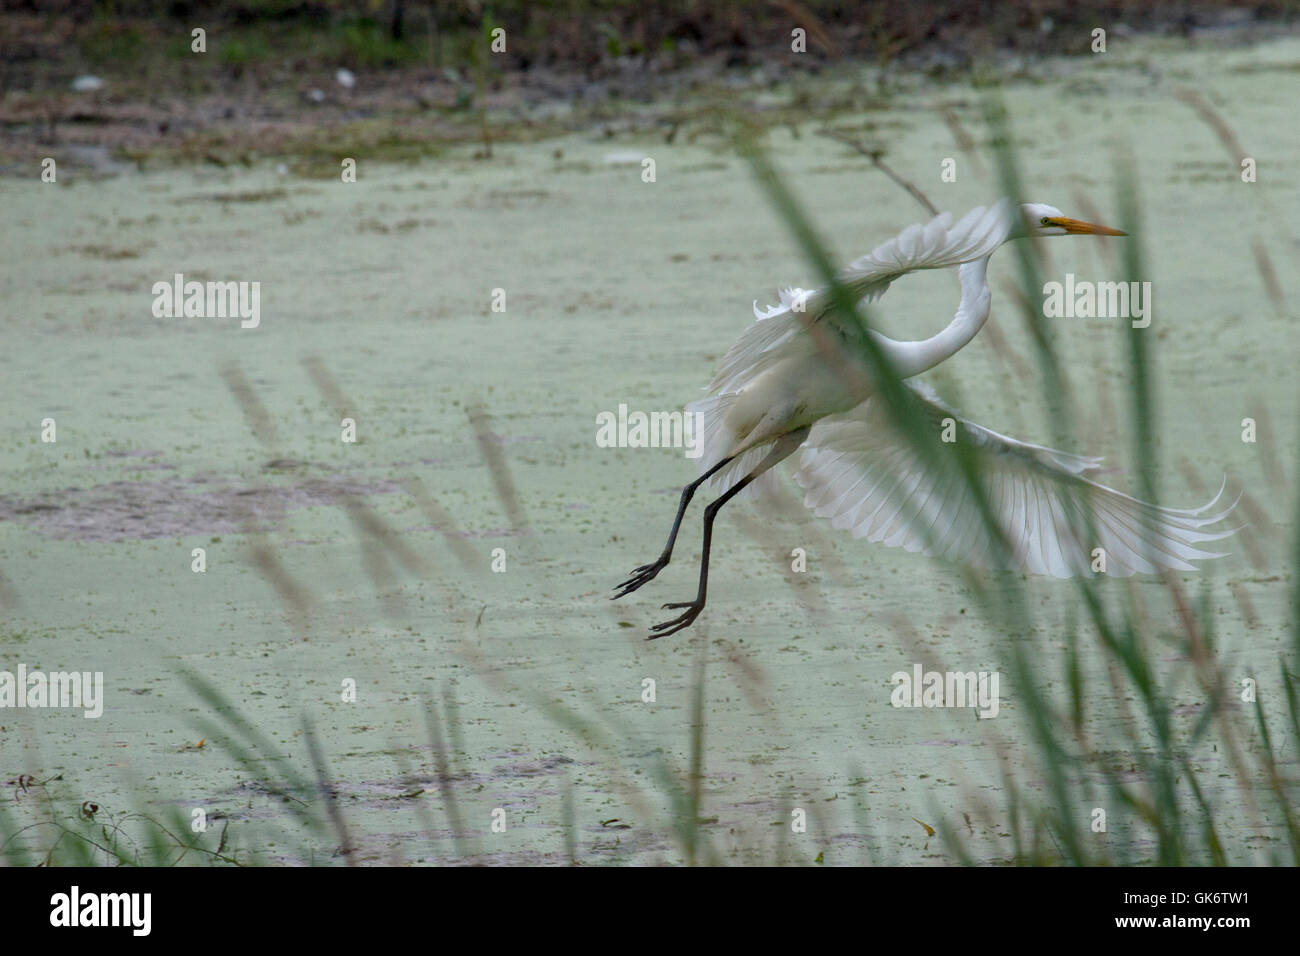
{"left": 1040, "top": 217, "right": 1050, "bottom": 226}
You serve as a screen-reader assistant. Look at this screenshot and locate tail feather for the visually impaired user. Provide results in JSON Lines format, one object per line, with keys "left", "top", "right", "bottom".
{"left": 687, "top": 392, "right": 782, "bottom": 500}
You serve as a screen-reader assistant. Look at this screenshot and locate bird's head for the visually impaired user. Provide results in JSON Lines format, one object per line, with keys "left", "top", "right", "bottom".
{"left": 1017, "top": 202, "right": 1127, "bottom": 238}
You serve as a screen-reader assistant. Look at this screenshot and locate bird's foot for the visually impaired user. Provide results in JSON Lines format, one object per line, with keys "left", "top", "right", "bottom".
{"left": 647, "top": 599, "right": 705, "bottom": 639}
{"left": 612, "top": 557, "right": 668, "bottom": 600}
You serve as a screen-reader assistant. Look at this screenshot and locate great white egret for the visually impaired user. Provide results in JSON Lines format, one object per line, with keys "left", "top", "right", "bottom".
{"left": 614, "top": 199, "right": 1236, "bottom": 638}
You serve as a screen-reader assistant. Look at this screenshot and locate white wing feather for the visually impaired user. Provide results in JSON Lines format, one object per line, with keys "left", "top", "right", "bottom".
{"left": 705, "top": 199, "right": 1016, "bottom": 396}
{"left": 795, "top": 381, "right": 1236, "bottom": 577}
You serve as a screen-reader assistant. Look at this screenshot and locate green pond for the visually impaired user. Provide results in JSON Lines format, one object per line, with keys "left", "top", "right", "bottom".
{"left": 1, "top": 32, "right": 1296, "bottom": 864}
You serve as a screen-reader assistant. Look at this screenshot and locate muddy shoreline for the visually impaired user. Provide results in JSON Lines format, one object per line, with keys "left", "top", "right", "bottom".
{"left": 3, "top": 11, "right": 1294, "bottom": 175}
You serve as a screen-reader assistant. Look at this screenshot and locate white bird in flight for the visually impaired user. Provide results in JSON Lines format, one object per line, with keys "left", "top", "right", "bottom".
{"left": 614, "top": 199, "right": 1236, "bottom": 638}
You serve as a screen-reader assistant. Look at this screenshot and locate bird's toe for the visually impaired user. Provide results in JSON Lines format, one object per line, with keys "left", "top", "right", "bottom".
{"left": 611, "top": 559, "right": 667, "bottom": 599}
{"left": 647, "top": 600, "right": 704, "bottom": 638}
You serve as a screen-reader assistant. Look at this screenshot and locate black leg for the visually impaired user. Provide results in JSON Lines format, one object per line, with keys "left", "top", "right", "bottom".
{"left": 612, "top": 454, "right": 734, "bottom": 600}
{"left": 648, "top": 471, "right": 756, "bottom": 639}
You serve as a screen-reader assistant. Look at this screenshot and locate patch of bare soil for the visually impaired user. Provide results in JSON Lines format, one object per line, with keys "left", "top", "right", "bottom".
{"left": 0, "top": 469, "right": 404, "bottom": 542}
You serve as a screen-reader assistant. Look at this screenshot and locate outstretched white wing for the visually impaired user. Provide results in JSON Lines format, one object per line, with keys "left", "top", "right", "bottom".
{"left": 795, "top": 381, "right": 1236, "bottom": 577}
{"left": 707, "top": 200, "right": 1017, "bottom": 396}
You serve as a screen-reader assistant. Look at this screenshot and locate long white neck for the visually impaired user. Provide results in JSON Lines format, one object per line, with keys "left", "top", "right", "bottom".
{"left": 871, "top": 257, "right": 992, "bottom": 378}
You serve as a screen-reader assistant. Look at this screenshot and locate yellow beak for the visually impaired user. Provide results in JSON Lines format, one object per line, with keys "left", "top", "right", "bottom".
{"left": 1046, "top": 217, "right": 1128, "bottom": 236}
